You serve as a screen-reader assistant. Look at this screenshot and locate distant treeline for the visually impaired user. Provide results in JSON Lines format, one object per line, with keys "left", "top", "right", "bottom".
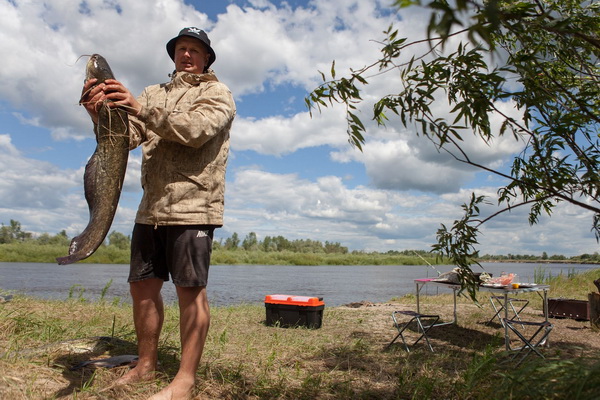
{"left": 480, "top": 252, "right": 600, "bottom": 264}
{"left": 0, "top": 219, "right": 130, "bottom": 249}
{"left": 0, "top": 220, "right": 350, "bottom": 254}
{"left": 215, "top": 231, "right": 349, "bottom": 254}
{"left": 1, "top": 219, "right": 598, "bottom": 265}
{"left": 0, "top": 219, "right": 442, "bottom": 265}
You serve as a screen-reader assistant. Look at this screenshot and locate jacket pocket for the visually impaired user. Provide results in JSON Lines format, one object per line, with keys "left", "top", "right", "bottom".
{"left": 167, "top": 166, "right": 215, "bottom": 214}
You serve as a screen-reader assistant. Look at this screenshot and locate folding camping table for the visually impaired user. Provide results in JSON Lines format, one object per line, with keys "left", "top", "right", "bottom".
{"left": 414, "top": 278, "right": 550, "bottom": 350}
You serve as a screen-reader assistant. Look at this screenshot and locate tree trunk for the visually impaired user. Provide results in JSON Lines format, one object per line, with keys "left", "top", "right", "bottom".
{"left": 589, "top": 292, "right": 600, "bottom": 331}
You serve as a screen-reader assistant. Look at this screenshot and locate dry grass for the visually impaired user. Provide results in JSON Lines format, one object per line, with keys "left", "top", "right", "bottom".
{"left": 1, "top": 270, "right": 599, "bottom": 399}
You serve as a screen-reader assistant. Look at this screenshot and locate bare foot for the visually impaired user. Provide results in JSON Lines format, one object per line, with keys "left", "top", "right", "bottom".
{"left": 146, "top": 376, "right": 195, "bottom": 400}
{"left": 113, "top": 364, "right": 157, "bottom": 386}
{"left": 97, "top": 365, "right": 157, "bottom": 394}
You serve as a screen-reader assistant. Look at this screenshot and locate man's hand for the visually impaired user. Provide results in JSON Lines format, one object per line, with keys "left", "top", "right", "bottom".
{"left": 80, "top": 79, "right": 141, "bottom": 124}
{"left": 103, "top": 79, "right": 142, "bottom": 116}
{"left": 80, "top": 78, "right": 105, "bottom": 124}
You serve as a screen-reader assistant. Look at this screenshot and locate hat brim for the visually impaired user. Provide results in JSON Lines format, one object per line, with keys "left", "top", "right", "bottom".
{"left": 166, "top": 33, "right": 216, "bottom": 68}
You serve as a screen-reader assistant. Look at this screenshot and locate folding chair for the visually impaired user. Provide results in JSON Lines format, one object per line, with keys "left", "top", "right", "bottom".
{"left": 386, "top": 310, "right": 440, "bottom": 352}
{"left": 487, "top": 296, "right": 529, "bottom": 327}
{"left": 504, "top": 319, "right": 553, "bottom": 365}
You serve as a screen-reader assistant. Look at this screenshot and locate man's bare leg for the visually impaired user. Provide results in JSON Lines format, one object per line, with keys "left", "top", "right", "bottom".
{"left": 116, "top": 278, "right": 164, "bottom": 385}
{"left": 147, "top": 286, "right": 210, "bottom": 400}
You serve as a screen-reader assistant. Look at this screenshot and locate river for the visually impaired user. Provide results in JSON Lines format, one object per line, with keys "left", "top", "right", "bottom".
{"left": 0, "top": 262, "right": 597, "bottom": 307}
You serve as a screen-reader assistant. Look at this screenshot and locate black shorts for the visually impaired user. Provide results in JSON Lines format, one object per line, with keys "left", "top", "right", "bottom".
{"left": 128, "top": 223, "right": 216, "bottom": 287}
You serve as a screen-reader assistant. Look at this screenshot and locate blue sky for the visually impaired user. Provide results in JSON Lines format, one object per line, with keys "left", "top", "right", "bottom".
{"left": 0, "top": 0, "right": 598, "bottom": 256}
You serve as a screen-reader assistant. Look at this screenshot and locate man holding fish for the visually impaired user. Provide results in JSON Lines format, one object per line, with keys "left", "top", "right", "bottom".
{"left": 81, "top": 27, "right": 235, "bottom": 400}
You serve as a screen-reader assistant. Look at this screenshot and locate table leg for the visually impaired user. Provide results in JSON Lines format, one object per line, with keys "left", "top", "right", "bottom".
{"left": 452, "top": 287, "right": 458, "bottom": 324}
{"left": 416, "top": 282, "right": 421, "bottom": 314}
{"left": 504, "top": 292, "right": 509, "bottom": 350}
{"left": 544, "top": 289, "right": 548, "bottom": 322}
{"left": 543, "top": 288, "right": 550, "bottom": 347}
{"left": 533, "top": 289, "right": 550, "bottom": 347}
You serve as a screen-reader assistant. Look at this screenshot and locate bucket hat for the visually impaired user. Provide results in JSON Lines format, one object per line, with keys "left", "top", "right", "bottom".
{"left": 166, "top": 27, "right": 216, "bottom": 68}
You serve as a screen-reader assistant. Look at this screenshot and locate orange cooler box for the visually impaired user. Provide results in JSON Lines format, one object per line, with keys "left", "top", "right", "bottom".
{"left": 265, "top": 294, "right": 325, "bottom": 329}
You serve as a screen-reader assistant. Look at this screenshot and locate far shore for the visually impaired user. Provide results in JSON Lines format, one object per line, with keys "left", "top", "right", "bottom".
{"left": 480, "top": 259, "right": 600, "bottom": 264}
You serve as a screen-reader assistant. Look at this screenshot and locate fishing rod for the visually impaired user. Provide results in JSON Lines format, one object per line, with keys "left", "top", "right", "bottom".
{"left": 413, "top": 251, "right": 443, "bottom": 276}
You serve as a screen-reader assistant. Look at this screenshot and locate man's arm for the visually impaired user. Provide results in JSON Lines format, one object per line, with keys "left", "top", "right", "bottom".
{"left": 135, "top": 82, "right": 236, "bottom": 148}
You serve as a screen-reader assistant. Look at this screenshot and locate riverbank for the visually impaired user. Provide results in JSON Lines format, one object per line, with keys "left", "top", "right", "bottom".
{"left": 0, "top": 242, "right": 445, "bottom": 266}
{"left": 480, "top": 259, "right": 600, "bottom": 264}
{"left": 1, "top": 269, "right": 599, "bottom": 399}
{"left": 5, "top": 241, "right": 599, "bottom": 266}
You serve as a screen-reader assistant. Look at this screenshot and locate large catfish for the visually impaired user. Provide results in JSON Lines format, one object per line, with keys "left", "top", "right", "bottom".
{"left": 57, "top": 54, "right": 129, "bottom": 265}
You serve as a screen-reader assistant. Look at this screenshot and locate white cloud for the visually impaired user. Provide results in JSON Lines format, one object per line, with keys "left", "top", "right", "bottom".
{"left": 233, "top": 109, "right": 348, "bottom": 155}
{"left": 0, "top": 0, "right": 597, "bottom": 258}
{"left": 0, "top": 132, "right": 141, "bottom": 237}
{"left": 0, "top": 133, "right": 87, "bottom": 237}
{"left": 0, "top": 0, "right": 211, "bottom": 141}
{"left": 0, "top": 134, "right": 75, "bottom": 209}
{"left": 217, "top": 0, "right": 528, "bottom": 196}
{"left": 220, "top": 165, "right": 598, "bottom": 256}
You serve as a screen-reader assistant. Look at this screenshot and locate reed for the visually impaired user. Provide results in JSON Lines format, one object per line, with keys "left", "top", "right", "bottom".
{"left": 211, "top": 249, "right": 441, "bottom": 266}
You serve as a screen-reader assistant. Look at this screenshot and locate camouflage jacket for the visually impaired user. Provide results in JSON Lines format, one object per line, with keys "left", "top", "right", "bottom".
{"left": 129, "top": 70, "right": 235, "bottom": 227}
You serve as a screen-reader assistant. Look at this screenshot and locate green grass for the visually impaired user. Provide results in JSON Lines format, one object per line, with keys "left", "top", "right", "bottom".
{"left": 0, "top": 242, "right": 130, "bottom": 264}
{"left": 0, "top": 269, "right": 599, "bottom": 399}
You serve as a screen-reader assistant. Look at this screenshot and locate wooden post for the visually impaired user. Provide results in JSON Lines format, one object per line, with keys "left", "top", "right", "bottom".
{"left": 589, "top": 292, "right": 600, "bottom": 331}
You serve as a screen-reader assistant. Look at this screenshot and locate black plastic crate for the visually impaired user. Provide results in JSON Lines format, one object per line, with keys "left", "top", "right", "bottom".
{"left": 265, "top": 295, "right": 324, "bottom": 329}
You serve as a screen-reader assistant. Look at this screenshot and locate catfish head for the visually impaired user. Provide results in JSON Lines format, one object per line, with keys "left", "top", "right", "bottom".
{"left": 85, "top": 54, "right": 115, "bottom": 83}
